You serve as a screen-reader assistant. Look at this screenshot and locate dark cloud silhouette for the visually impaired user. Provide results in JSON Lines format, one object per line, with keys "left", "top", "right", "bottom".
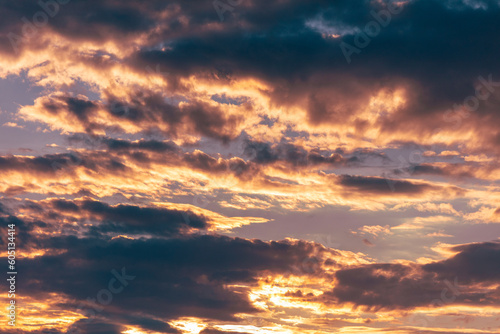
{"left": 0, "top": 215, "right": 46, "bottom": 249}
{"left": 101, "top": 138, "right": 180, "bottom": 153}
{"left": 0, "top": 153, "right": 87, "bottom": 176}
{"left": 22, "top": 198, "right": 209, "bottom": 238}
{"left": 5, "top": 0, "right": 500, "bottom": 151}
{"left": 1, "top": 0, "right": 500, "bottom": 332}
{"left": 25, "top": 92, "right": 244, "bottom": 141}
{"left": 200, "top": 328, "right": 250, "bottom": 334}
{"left": 328, "top": 241, "right": 500, "bottom": 310}
{"left": 423, "top": 241, "right": 500, "bottom": 284}
{"left": 78, "top": 199, "right": 208, "bottom": 236}
{"left": 406, "top": 163, "right": 477, "bottom": 179}
{"left": 66, "top": 321, "right": 124, "bottom": 334}
{"left": 0, "top": 229, "right": 328, "bottom": 332}
{"left": 338, "top": 175, "right": 434, "bottom": 194}
{"left": 244, "top": 140, "right": 346, "bottom": 167}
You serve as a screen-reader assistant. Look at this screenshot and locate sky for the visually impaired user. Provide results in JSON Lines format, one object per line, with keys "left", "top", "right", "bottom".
{"left": 0, "top": 0, "right": 500, "bottom": 333}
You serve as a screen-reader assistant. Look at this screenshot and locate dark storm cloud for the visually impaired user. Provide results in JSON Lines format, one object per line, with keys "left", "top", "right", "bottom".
{"left": 0, "top": 330, "right": 63, "bottom": 334}
{"left": 51, "top": 198, "right": 79, "bottom": 212}
{"left": 104, "top": 92, "right": 244, "bottom": 142}
{"left": 0, "top": 153, "right": 88, "bottom": 176}
{"left": 244, "top": 141, "right": 279, "bottom": 164}
{"left": 406, "top": 164, "right": 447, "bottom": 176}
{"left": 1, "top": 232, "right": 328, "bottom": 332}
{"left": 67, "top": 135, "right": 184, "bottom": 167}
{"left": 91, "top": 135, "right": 348, "bottom": 172}
{"left": 72, "top": 136, "right": 353, "bottom": 179}
{"left": 243, "top": 140, "right": 346, "bottom": 167}
{"left": 1, "top": 0, "right": 352, "bottom": 52}
{"left": 79, "top": 199, "right": 208, "bottom": 235}
{"left": 66, "top": 321, "right": 124, "bottom": 334}
{"left": 338, "top": 175, "right": 434, "bottom": 194}
{"left": 0, "top": 140, "right": 256, "bottom": 191}
{"left": 182, "top": 101, "right": 244, "bottom": 143}
{"left": 0, "top": 136, "right": 456, "bottom": 199}
{"left": 4, "top": 0, "right": 500, "bottom": 112}
{"left": 135, "top": 0, "right": 454, "bottom": 78}
{"left": 29, "top": 92, "right": 244, "bottom": 142}
{"left": 0, "top": 215, "right": 46, "bottom": 249}
{"left": 37, "top": 198, "right": 208, "bottom": 237}
{"left": 127, "top": 0, "right": 500, "bottom": 145}
{"left": 68, "top": 316, "right": 180, "bottom": 334}
{"left": 200, "top": 328, "right": 250, "bottom": 334}
{"left": 243, "top": 140, "right": 391, "bottom": 168}
{"left": 423, "top": 241, "right": 500, "bottom": 284}
{"left": 5, "top": 0, "right": 500, "bottom": 151}
{"left": 100, "top": 137, "right": 180, "bottom": 153}
{"left": 1, "top": 0, "right": 157, "bottom": 55}
{"left": 329, "top": 263, "right": 444, "bottom": 310}
{"left": 182, "top": 150, "right": 258, "bottom": 181}
{"left": 0, "top": 138, "right": 305, "bottom": 196}
{"left": 0, "top": 151, "right": 139, "bottom": 195}
{"left": 0, "top": 198, "right": 212, "bottom": 250}
{"left": 69, "top": 135, "right": 259, "bottom": 178}
{"left": 67, "top": 199, "right": 207, "bottom": 236}
{"left": 2, "top": 0, "right": 500, "bottom": 332}
{"left": 406, "top": 163, "right": 477, "bottom": 179}
{"left": 125, "top": 316, "right": 181, "bottom": 334}
{"left": 328, "top": 241, "right": 500, "bottom": 310}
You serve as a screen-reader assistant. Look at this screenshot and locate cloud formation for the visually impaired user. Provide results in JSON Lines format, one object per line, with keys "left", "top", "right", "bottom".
{"left": 0, "top": 0, "right": 500, "bottom": 333}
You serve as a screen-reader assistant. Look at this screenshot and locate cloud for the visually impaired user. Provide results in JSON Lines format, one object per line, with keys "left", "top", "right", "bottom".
{"left": 0, "top": 0, "right": 500, "bottom": 332}
{"left": 0, "top": 230, "right": 330, "bottom": 331}
{"left": 423, "top": 241, "right": 500, "bottom": 284}
{"left": 58, "top": 199, "right": 209, "bottom": 237}
{"left": 244, "top": 140, "right": 347, "bottom": 167}
{"left": 338, "top": 175, "right": 435, "bottom": 194}
{"left": 328, "top": 241, "right": 500, "bottom": 310}
{"left": 200, "top": 328, "right": 250, "bottom": 334}
{"left": 20, "top": 92, "right": 245, "bottom": 142}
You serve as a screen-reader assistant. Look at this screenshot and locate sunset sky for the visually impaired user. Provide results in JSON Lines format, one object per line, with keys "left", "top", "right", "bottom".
{"left": 0, "top": 0, "right": 500, "bottom": 333}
